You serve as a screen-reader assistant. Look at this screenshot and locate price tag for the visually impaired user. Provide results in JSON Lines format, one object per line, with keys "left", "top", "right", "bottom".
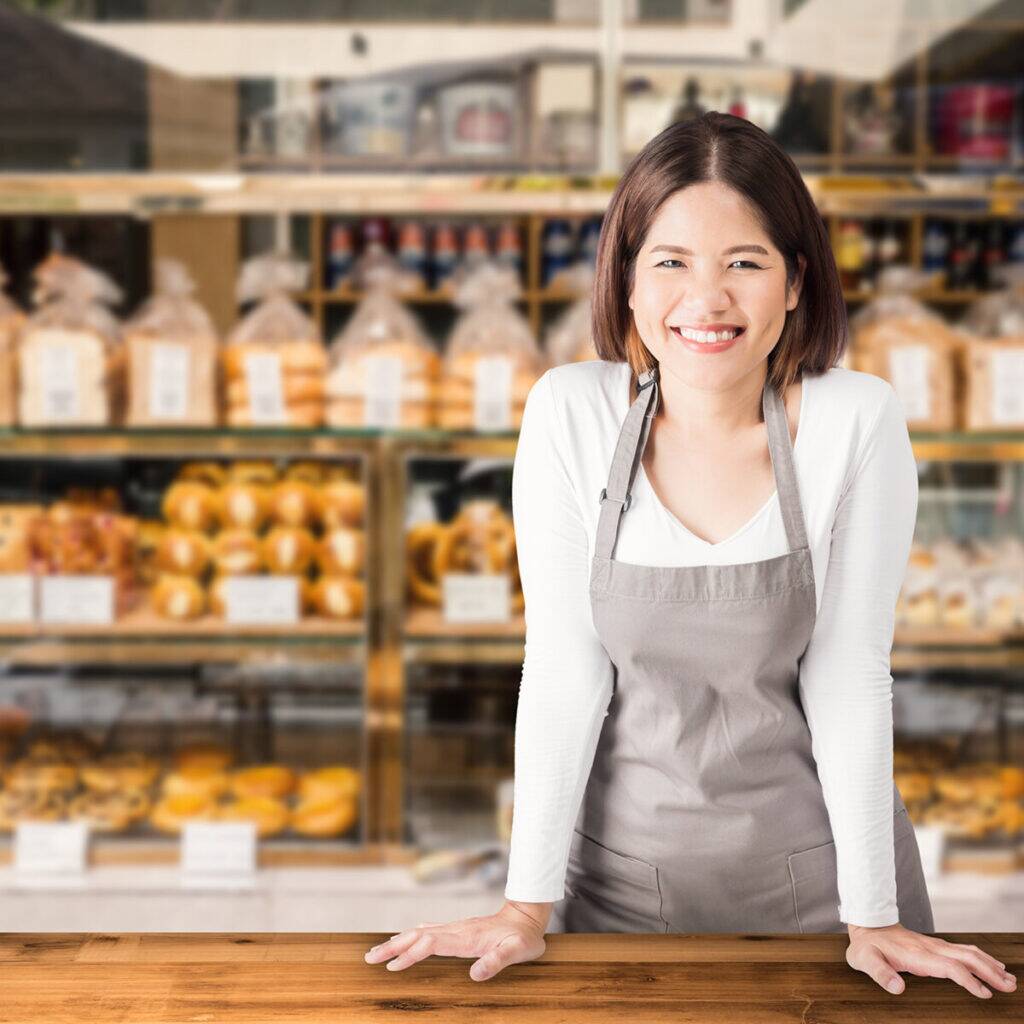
{"left": 14, "top": 821, "right": 89, "bottom": 883}
{"left": 887, "top": 346, "right": 931, "bottom": 421}
{"left": 148, "top": 342, "right": 191, "bottom": 420}
{"left": 442, "top": 572, "right": 511, "bottom": 623}
{"left": 990, "top": 349, "right": 1024, "bottom": 425}
{"left": 243, "top": 352, "right": 286, "bottom": 424}
{"left": 39, "top": 575, "right": 114, "bottom": 625}
{"left": 224, "top": 575, "right": 299, "bottom": 624}
{"left": 362, "top": 355, "right": 403, "bottom": 427}
{"left": 38, "top": 340, "right": 81, "bottom": 422}
{"left": 0, "top": 573, "right": 34, "bottom": 623}
{"left": 180, "top": 821, "right": 257, "bottom": 889}
{"left": 474, "top": 355, "right": 513, "bottom": 431}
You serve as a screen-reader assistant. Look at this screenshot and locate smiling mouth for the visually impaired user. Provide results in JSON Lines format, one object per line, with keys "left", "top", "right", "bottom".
{"left": 670, "top": 325, "right": 746, "bottom": 344}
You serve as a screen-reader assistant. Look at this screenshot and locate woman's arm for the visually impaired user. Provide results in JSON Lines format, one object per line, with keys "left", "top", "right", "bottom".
{"left": 797, "top": 383, "right": 919, "bottom": 928}
{"left": 503, "top": 368, "right": 616, "bottom": 913}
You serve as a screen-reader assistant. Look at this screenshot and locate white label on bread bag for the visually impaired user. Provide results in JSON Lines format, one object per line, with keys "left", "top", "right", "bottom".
{"left": 40, "top": 575, "right": 114, "bottom": 625}
{"left": 243, "top": 352, "right": 286, "bottom": 424}
{"left": 442, "top": 572, "right": 511, "bottom": 623}
{"left": 149, "top": 342, "right": 191, "bottom": 420}
{"left": 990, "top": 349, "right": 1024, "bottom": 425}
{"left": 0, "top": 574, "right": 34, "bottom": 623}
{"left": 362, "top": 354, "right": 403, "bottom": 428}
{"left": 39, "top": 341, "right": 81, "bottom": 421}
{"left": 224, "top": 574, "right": 298, "bottom": 624}
{"left": 14, "top": 821, "right": 89, "bottom": 878}
{"left": 887, "top": 346, "right": 931, "bottom": 422}
{"left": 474, "top": 355, "right": 513, "bottom": 432}
{"left": 181, "top": 821, "right": 257, "bottom": 888}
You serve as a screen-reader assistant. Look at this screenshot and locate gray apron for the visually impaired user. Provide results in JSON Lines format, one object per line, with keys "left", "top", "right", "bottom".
{"left": 548, "top": 364, "right": 934, "bottom": 935}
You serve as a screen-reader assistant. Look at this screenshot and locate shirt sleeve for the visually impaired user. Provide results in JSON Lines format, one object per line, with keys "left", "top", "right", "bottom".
{"left": 797, "top": 383, "right": 919, "bottom": 927}
{"left": 504, "top": 368, "right": 616, "bottom": 903}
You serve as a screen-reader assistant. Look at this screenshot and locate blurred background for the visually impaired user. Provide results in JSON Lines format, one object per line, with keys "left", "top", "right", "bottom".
{"left": 0, "top": 0, "right": 1022, "bottom": 932}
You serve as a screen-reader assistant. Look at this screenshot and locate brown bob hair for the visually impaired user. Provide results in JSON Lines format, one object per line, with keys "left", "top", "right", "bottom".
{"left": 591, "top": 111, "right": 848, "bottom": 393}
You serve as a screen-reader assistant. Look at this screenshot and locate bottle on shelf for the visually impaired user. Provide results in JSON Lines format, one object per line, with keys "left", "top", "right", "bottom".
{"left": 921, "top": 218, "right": 950, "bottom": 287}
{"left": 540, "top": 218, "right": 574, "bottom": 289}
{"left": 397, "top": 221, "right": 429, "bottom": 292}
{"left": 494, "top": 220, "right": 523, "bottom": 281}
{"left": 946, "top": 220, "right": 973, "bottom": 291}
{"left": 431, "top": 222, "right": 460, "bottom": 292}
{"left": 325, "top": 220, "right": 355, "bottom": 291}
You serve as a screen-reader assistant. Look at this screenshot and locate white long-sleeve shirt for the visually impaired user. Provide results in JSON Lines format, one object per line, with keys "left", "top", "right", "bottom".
{"left": 505, "top": 358, "right": 919, "bottom": 929}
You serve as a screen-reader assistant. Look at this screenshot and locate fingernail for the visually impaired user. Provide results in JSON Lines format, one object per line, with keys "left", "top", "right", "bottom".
{"left": 887, "top": 979, "right": 902, "bottom": 993}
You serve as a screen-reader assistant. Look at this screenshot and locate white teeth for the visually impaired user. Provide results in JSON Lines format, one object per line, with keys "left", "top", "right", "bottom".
{"left": 674, "top": 326, "right": 741, "bottom": 344}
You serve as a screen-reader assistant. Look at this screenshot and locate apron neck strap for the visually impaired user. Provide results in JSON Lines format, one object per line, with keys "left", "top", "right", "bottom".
{"left": 594, "top": 364, "right": 808, "bottom": 561}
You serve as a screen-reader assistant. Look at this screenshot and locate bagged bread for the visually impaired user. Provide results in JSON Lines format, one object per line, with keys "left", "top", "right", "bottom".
{"left": 17, "top": 253, "right": 124, "bottom": 427}
{"left": 325, "top": 248, "right": 439, "bottom": 429}
{"left": 438, "top": 261, "right": 544, "bottom": 431}
{"left": 125, "top": 259, "right": 219, "bottom": 426}
{"left": 545, "top": 262, "right": 597, "bottom": 366}
{"left": 224, "top": 252, "right": 326, "bottom": 428}
{"left": 0, "top": 266, "right": 25, "bottom": 427}
{"left": 850, "top": 266, "right": 963, "bottom": 431}
{"left": 959, "top": 265, "right": 1024, "bottom": 429}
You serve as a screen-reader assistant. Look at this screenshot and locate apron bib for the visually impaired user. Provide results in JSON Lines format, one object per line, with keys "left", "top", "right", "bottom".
{"left": 548, "top": 364, "right": 934, "bottom": 935}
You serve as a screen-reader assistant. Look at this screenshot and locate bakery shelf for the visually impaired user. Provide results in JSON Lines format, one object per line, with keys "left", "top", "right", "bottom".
{"left": 0, "top": 838, "right": 414, "bottom": 869}
{"left": 0, "top": 172, "right": 1020, "bottom": 217}
{"left": 0, "top": 427, "right": 379, "bottom": 457}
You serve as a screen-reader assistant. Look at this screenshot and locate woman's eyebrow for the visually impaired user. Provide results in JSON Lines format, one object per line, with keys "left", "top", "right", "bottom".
{"left": 649, "top": 244, "right": 770, "bottom": 256}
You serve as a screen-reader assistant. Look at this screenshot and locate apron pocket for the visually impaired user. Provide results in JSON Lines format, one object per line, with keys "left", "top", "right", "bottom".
{"left": 567, "top": 829, "right": 667, "bottom": 930}
{"left": 787, "top": 809, "right": 920, "bottom": 934}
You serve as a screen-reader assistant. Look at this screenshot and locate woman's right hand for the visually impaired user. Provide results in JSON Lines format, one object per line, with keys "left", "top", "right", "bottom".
{"left": 363, "top": 901, "right": 550, "bottom": 982}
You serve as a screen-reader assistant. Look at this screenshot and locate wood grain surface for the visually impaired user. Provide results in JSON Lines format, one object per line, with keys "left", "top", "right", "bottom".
{"left": 0, "top": 932, "right": 1019, "bottom": 1022}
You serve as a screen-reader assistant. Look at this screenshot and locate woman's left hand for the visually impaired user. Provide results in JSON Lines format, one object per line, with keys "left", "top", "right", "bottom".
{"left": 846, "top": 923, "right": 1017, "bottom": 999}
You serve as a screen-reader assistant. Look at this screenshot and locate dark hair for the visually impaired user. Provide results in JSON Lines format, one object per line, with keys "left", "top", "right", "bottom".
{"left": 591, "top": 112, "right": 847, "bottom": 392}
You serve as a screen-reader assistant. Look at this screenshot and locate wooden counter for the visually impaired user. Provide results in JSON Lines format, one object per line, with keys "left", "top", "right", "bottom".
{"left": 0, "top": 932, "right": 1020, "bottom": 1021}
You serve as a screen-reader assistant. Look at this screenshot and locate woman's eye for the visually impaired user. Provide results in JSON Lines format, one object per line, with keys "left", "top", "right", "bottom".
{"left": 654, "top": 259, "right": 763, "bottom": 270}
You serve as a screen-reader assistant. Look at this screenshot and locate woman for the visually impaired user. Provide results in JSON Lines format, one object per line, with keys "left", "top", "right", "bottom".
{"left": 364, "top": 113, "right": 1016, "bottom": 1000}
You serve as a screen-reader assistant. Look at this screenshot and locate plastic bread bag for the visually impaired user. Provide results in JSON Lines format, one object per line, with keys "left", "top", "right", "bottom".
{"left": 224, "top": 251, "right": 326, "bottom": 428}
{"left": 545, "top": 262, "right": 598, "bottom": 366}
{"left": 0, "top": 264, "right": 25, "bottom": 427}
{"left": 439, "top": 260, "right": 544, "bottom": 432}
{"left": 961, "top": 263, "right": 1024, "bottom": 339}
{"left": 896, "top": 541, "right": 939, "bottom": 628}
{"left": 325, "top": 248, "right": 439, "bottom": 429}
{"left": 958, "top": 265, "right": 1024, "bottom": 429}
{"left": 850, "top": 265, "right": 963, "bottom": 430}
{"left": 125, "top": 259, "right": 219, "bottom": 427}
{"left": 18, "top": 252, "right": 123, "bottom": 427}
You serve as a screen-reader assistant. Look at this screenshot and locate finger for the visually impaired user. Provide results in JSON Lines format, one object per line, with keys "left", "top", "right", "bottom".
{"left": 947, "top": 943, "right": 1014, "bottom": 981}
{"left": 364, "top": 929, "right": 420, "bottom": 964}
{"left": 853, "top": 943, "right": 906, "bottom": 995}
{"left": 932, "top": 956, "right": 993, "bottom": 999}
{"left": 384, "top": 933, "right": 437, "bottom": 972}
{"left": 470, "top": 933, "right": 523, "bottom": 983}
{"left": 941, "top": 946, "right": 1017, "bottom": 992}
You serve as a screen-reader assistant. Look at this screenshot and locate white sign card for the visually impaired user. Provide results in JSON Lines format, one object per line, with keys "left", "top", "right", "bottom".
{"left": 442, "top": 572, "right": 511, "bottom": 623}
{"left": 180, "top": 821, "right": 257, "bottom": 889}
{"left": 474, "top": 355, "right": 514, "bottom": 432}
{"left": 362, "top": 354, "right": 404, "bottom": 428}
{"left": 887, "top": 346, "right": 931, "bottom": 422}
{"left": 39, "top": 340, "right": 81, "bottom": 422}
{"left": 39, "top": 575, "right": 114, "bottom": 625}
{"left": 13, "top": 821, "right": 89, "bottom": 884}
{"left": 0, "top": 574, "right": 34, "bottom": 623}
{"left": 243, "top": 351, "right": 286, "bottom": 424}
{"left": 989, "top": 349, "right": 1024, "bottom": 425}
{"left": 148, "top": 342, "right": 191, "bottom": 421}
{"left": 224, "top": 575, "right": 299, "bottom": 624}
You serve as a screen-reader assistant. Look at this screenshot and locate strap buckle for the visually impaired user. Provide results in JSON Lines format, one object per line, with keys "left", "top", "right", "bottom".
{"left": 636, "top": 367, "right": 658, "bottom": 391}
{"left": 599, "top": 487, "right": 631, "bottom": 511}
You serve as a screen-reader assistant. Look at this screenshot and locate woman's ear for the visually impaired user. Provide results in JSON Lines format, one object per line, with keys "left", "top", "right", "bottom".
{"left": 785, "top": 253, "right": 807, "bottom": 312}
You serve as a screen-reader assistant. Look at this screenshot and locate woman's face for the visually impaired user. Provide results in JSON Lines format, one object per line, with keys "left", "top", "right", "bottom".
{"left": 628, "top": 180, "right": 805, "bottom": 392}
